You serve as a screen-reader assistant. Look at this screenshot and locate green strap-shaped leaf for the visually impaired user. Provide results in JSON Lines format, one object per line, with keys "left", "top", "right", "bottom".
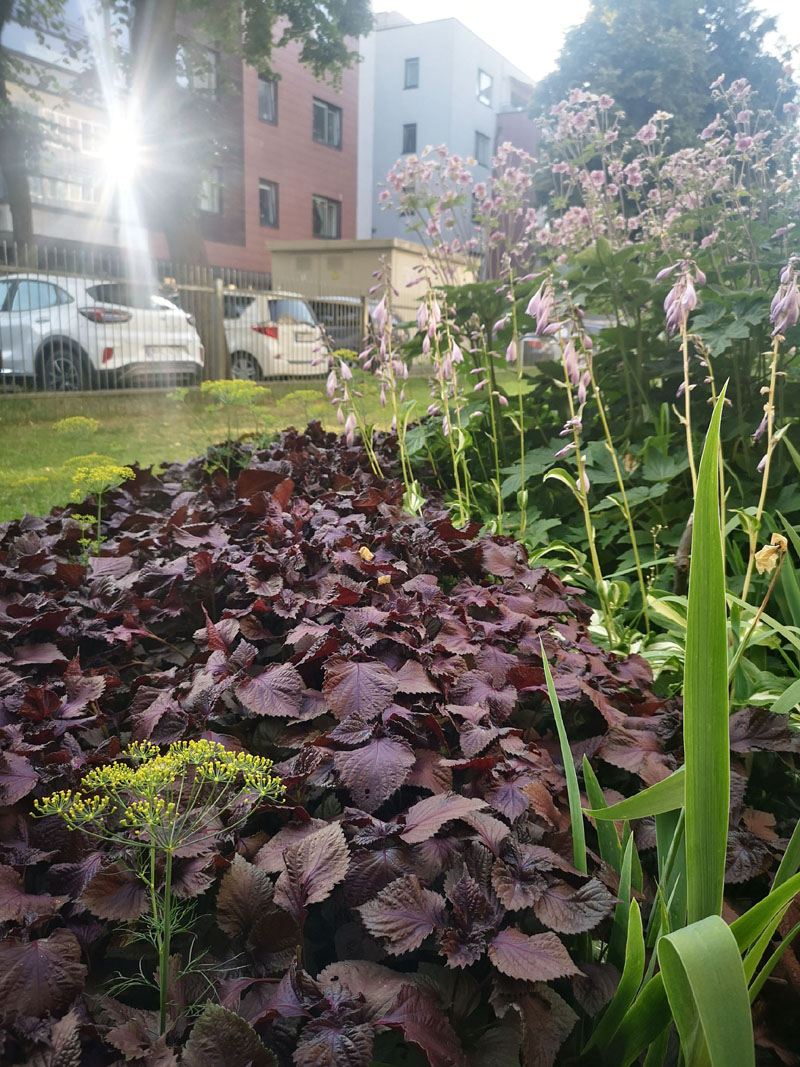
{"left": 586, "top": 899, "right": 644, "bottom": 1052}
{"left": 659, "top": 916, "right": 754, "bottom": 1067}
{"left": 541, "top": 641, "right": 586, "bottom": 873}
{"left": 605, "top": 974, "right": 671, "bottom": 1067}
{"left": 586, "top": 767, "right": 685, "bottom": 821}
{"left": 608, "top": 835, "right": 634, "bottom": 972}
{"left": 748, "top": 921, "right": 800, "bottom": 1003}
{"left": 684, "top": 391, "right": 729, "bottom": 924}
{"left": 582, "top": 756, "right": 622, "bottom": 871}
{"left": 770, "top": 676, "right": 800, "bottom": 717}
{"left": 730, "top": 869, "right": 800, "bottom": 953}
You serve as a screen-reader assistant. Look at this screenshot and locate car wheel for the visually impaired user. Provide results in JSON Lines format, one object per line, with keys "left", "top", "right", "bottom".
{"left": 230, "top": 351, "right": 262, "bottom": 381}
{"left": 40, "top": 342, "right": 90, "bottom": 392}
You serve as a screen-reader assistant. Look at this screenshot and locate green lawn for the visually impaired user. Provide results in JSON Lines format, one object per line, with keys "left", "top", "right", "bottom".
{"left": 0, "top": 378, "right": 433, "bottom": 521}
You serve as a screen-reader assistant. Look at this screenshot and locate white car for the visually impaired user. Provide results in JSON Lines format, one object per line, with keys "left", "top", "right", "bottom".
{"left": 0, "top": 274, "right": 204, "bottom": 390}
{"left": 224, "top": 291, "right": 328, "bottom": 380}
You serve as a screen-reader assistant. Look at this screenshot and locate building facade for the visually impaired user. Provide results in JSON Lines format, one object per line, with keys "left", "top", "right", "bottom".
{"left": 357, "top": 13, "right": 537, "bottom": 243}
{"left": 0, "top": 1, "right": 358, "bottom": 277}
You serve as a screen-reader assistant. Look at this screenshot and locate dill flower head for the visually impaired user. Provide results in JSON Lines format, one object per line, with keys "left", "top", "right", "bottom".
{"left": 201, "top": 379, "right": 270, "bottom": 408}
{"left": 54, "top": 416, "right": 100, "bottom": 434}
{"left": 71, "top": 462, "right": 135, "bottom": 501}
{"left": 34, "top": 740, "right": 284, "bottom": 844}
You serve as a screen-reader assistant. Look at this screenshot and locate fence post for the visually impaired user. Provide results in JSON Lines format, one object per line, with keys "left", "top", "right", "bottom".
{"left": 210, "top": 277, "right": 230, "bottom": 380}
{"left": 360, "top": 294, "right": 369, "bottom": 351}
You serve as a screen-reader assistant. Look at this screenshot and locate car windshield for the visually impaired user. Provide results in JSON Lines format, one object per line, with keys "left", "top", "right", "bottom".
{"left": 269, "top": 299, "right": 316, "bottom": 326}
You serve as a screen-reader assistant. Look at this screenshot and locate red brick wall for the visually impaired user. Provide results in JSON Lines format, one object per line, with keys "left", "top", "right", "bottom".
{"left": 206, "top": 40, "right": 358, "bottom": 274}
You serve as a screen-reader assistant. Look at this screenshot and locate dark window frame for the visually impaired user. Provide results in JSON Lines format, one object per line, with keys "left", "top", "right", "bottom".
{"left": 404, "top": 57, "right": 419, "bottom": 89}
{"left": 258, "top": 73, "right": 278, "bottom": 124}
{"left": 475, "top": 130, "right": 490, "bottom": 168}
{"left": 402, "top": 122, "right": 417, "bottom": 155}
{"left": 312, "top": 194, "right": 342, "bottom": 239}
{"left": 259, "top": 178, "right": 279, "bottom": 228}
{"left": 198, "top": 166, "right": 224, "bottom": 215}
{"left": 477, "top": 68, "right": 493, "bottom": 107}
{"left": 312, "top": 97, "right": 343, "bottom": 150}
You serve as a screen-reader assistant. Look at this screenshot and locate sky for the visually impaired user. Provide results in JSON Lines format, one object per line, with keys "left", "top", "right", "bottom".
{"left": 370, "top": 0, "right": 800, "bottom": 83}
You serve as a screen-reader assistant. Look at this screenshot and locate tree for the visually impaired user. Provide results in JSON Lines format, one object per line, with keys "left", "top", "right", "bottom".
{"left": 0, "top": 0, "right": 80, "bottom": 259}
{"left": 114, "top": 0, "right": 373, "bottom": 264}
{"left": 532, "top": 0, "right": 791, "bottom": 147}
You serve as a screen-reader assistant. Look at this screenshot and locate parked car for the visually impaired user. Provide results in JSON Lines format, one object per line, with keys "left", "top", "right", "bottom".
{"left": 224, "top": 291, "right": 328, "bottom": 379}
{"left": 520, "top": 314, "right": 618, "bottom": 370}
{"left": 0, "top": 274, "right": 204, "bottom": 390}
{"left": 308, "top": 295, "right": 415, "bottom": 355}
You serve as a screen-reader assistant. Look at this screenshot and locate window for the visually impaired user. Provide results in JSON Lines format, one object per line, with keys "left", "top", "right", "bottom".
{"left": 313, "top": 98, "right": 342, "bottom": 149}
{"left": 312, "top": 194, "right": 341, "bottom": 239}
{"left": 198, "top": 166, "right": 223, "bottom": 214}
{"left": 477, "top": 69, "right": 493, "bottom": 107}
{"left": 402, "top": 123, "right": 417, "bottom": 155}
{"left": 404, "top": 57, "right": 419, "bottom": 89}
{"left": 258, "top": 74, "right": 277, "bottom": 123}
{"left": 223, "top": 294, "right": 256, "bottom": 320}
{"left": 268, "top": 298, "right": 317, "bottom": 326}
{"left": 11, "top": 282, "right": 67, "bottom": 312}
{"left": 475, "top": 131, "right": 490, "bottom": 168}
{"left": 192, "top": 48, "right": 219, "bottom": 97}
{"left": 259, "top": 178, "right": 279, "bottom": 228}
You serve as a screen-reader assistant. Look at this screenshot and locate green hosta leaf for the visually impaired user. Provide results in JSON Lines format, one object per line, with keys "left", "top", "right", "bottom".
{"left": 684, "top": 390, "right": 728, "bottom": 923}
{"left": 658, "top": 916, "right": 754, "bottom": 1067}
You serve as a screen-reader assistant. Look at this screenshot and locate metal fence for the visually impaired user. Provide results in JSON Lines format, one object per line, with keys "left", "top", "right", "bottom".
{"left": 0, "top": 242, "right": 421, "bottom": 394}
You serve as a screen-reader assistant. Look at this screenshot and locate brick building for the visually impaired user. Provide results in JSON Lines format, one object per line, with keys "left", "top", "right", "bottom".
{"left": 0, "top": 2, "right": 358, "bottom": 277}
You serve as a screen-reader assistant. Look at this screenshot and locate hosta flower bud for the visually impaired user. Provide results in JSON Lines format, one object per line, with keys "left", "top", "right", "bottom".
{"left": 339, "top": 359, "right": 353, "bottom": 381}
{"left": 505, "top": 340, "right": 517, "bottom": 364}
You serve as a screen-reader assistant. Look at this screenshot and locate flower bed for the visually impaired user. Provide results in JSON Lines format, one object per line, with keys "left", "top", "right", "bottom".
{"left": 1, "top": 425, "right": 797, "bottom": 1065}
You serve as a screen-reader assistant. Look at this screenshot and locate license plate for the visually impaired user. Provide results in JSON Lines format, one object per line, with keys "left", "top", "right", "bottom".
{"left": 295, "top": 332, "right": 312, "bottom": 343}
{"left": 146, "top": 346, "right": 186, "bottom": 358}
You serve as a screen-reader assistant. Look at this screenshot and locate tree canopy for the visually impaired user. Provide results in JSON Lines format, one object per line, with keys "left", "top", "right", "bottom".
{"left": 532, "top": 0, "right": 792, "bottom": 146}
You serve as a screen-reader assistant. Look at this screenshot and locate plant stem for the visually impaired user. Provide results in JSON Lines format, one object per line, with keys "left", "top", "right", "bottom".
{"left": 159, "top": 849, "right": 174, "bottom": 1035}
{"left": 741, "top": 337, "right": 780, "bottom": 604}
{"left": 587, "top": 357, "right": 650, "bottom": 634}
{"left": 509, "top": 272, "right": 527, "bottom": 538}
{"left": 680, "top": 321, "right": 698, "bottom": 496}
{"left": 483, "top": 341, "right": 503, "bottom": 533}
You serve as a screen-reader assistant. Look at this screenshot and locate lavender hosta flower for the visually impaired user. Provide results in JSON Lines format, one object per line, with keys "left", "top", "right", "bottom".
{"left": 339, "top": 359, "right": 353, "bottom": 381}
{"left": 757, "top": 453, "right": 768, "bottom": 473}
{"left": 770, "top": 257, "right": 799, "bottom": 337}
{"left": 662, "top": 261, "right": 701, "bottom": 335}
{"left": 343, "top": 412, "right": 357, "bottom": 447}
{"left": 473, "top": 379, "right": 489, "bottom": 391}
{"left": 422, "top": 335, "right": 431, "bottom": 357}
{"left": 372, "top": 297, "right": 388, "bottom": 331}
{"left": 416, "top": 303, "right": 428, "bottom": 332}
{"left": 451, "top": 342, "right": 464, "bottom": 364}
{"left": 576, "top": 469, "right": 590, "bottom": 494}
{"left": 752, "top": 411, "right": 768, "bottom": 441}
{"left": 326, "top": 368, "right": 337, "bottom": 398}
{"left": 577, "top": 371, "right": 590, "bottom": 405}
{"left": 525, "top": 278, "right": 554, "bottom": 335}
{"left": 496, "top": 393, "right": 509, "bottom": 407}
{"left": 554, "top": 441, "right": 575, "bottom": 459}
{"left": 505, "top": 339, "right": 517, "bottom": 364}
{"left": 563, "top": 340, "right": 580, "bottom": 386}
{"left": 559, "top": 417, "right": 582, "bottom": 438}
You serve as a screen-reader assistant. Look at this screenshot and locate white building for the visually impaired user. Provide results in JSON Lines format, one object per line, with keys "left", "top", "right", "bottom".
{"left": 357, "top": 12, "right": 537, "bottom": 242}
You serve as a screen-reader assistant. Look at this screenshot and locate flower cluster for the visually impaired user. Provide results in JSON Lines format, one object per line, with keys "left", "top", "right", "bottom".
{"left": 71, "top": 461, "right": 135, "bottom": 501}
{"left": 54, "top": 416, "right": 99, "bottom": 434}
{"left": 35, "top": 739, "right": 284, "bottom": 843}
{"left": 770, "top": 256, "right": 799, "bottom": 337}
{"left": 200, "top": 379, "right": 269, "bottom": 408}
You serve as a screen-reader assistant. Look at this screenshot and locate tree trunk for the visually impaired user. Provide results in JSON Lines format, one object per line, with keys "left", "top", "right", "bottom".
{"left": 129, "top": 0, "right": 225, "bottom": 374}
{"left": 0, "top": 3, "right": 36, "bottom": 264}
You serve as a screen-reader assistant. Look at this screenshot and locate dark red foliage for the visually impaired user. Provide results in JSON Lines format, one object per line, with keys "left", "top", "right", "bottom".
{"left": 0, "top": 424, "right": 793, "bottom": 1065}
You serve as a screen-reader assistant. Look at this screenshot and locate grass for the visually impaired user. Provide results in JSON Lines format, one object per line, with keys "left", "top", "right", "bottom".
{"left": 0, "top": 377, "right": 433, "bottom": 522}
